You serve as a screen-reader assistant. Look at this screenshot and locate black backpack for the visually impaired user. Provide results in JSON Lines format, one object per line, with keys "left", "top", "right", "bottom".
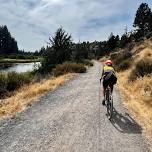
{"left": 111, "top": 73, "right": 117, "bottom": 85}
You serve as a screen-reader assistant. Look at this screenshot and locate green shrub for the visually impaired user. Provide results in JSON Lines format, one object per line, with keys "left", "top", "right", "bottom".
{"left": 9, "top": 55, "right": 18, "bottom": 59}
{"left": 129, "top": 59, "right": 152, "bottom": 81}
{"left": 53, "top": 62, "right": 86, "bottom": 76}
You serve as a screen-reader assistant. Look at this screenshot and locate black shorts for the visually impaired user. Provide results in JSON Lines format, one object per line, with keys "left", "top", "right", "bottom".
{"left": 103, "top": 74, "right": 117, "bottom": 88}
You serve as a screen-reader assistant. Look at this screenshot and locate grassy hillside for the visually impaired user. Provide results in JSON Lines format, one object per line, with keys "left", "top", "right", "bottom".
{"left": 113, "top": 38, "right": 152, "bottom": 145}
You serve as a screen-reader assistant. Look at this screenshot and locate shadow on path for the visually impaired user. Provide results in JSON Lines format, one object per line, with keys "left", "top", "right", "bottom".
{"left": 110, "top": 108, "right": 142, "bottom": 134}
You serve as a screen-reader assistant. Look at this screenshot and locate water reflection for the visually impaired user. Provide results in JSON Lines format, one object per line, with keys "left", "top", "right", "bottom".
{"left": 0, "top": 62, "right": 40, "bottom": 73}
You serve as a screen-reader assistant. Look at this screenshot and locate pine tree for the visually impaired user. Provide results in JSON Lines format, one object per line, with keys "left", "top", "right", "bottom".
{"left": 11, "top": 37, "right": 18, "bottom": 54}
{"left": 41, "top": 27, "right": 72, "bottom": 72}
{"left": 39, "top": 46, "right": 46, "bottom": 55}
{"left": 107, "top": 33, "right": 117, "bottom": 50}
{"left": 133, "top": 3, "right": 152, "bottom": 36}
{"left": 0, "top": 26, "right": 3, "bottom": 54}
{"left": 49, "top": 27, "right": 72, "bottom": 64}
{"left": 0, "top": 25, "right": 18, "bottom": 55}
{"left": 115, "top": 35, "right": 120, "bottom": 48}
{"left": 120, "top": 34, "right": 131, "bottom": 48}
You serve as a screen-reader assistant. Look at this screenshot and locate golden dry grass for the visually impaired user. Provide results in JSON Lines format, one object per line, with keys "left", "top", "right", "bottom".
{"left": 117, "top": 39, "right": 152, "bottom": 148}
{"left": 133, "top": 39, "right": 152, "bottom": 60}
{"left": 0, "top": 74, "right": 75, "bottom": 119}
{"left": 118, "top": 73, "right": 152, "bottom": 148}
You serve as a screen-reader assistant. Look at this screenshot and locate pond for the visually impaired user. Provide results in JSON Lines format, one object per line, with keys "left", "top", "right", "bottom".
{"left": 0, "top": 62, "right": 40, "bottom": 73}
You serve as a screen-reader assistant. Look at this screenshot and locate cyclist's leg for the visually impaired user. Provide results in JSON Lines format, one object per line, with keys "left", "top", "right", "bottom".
{"left": 102, "top": 81, "right": 105, "bottom": 100}
{"left": 109, "top": 84, "right": 113, "bottom": 93}
{"left": 108, "top": 74, "right": 114, "bottom": 94}
{"left": 109, "top": 73, "right": 117, "bottom": 94}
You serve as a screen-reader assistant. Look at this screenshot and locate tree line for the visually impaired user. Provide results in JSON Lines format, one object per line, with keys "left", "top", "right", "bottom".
{"left": 104, "top": 3, "right": 152, "bottom": 50}
{"left": 0, "top": 25, "right": 18, "bottom": 55}
{"left": 0, "top": 26, "right": 38, "bottom": 57}
{"left": 38, "top": 2, "right": 152, "bottom": 73}
{"left": 0, "top": 2, "right": 152, "bottom": 65}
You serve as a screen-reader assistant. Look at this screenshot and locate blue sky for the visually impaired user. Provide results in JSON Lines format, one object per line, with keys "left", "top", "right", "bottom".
{"left": 0, "top": 0, "right": 151, "bottom": 51}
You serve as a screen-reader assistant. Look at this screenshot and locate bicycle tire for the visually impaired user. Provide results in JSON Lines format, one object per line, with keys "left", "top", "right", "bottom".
{"left": 106, "top": 88, "right": 113, "bottom": 119}
{"left": 109, "top": 93, "right": 113, "bottom": 119}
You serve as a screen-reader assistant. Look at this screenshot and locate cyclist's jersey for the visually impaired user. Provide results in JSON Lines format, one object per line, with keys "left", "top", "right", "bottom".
{"left": 103, "top": 65, "right": 114, "bottom": 73}
{"left": 102, "top": 65, "right": 115, "bottom": 80}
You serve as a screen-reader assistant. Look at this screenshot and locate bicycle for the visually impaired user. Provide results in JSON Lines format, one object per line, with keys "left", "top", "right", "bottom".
{"left": 105, "top": 85, "right": 113, "bottom": 119}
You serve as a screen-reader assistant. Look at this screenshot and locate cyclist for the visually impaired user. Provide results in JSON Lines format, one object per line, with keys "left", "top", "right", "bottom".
{"left": 100, "top": 60, "right": 117, "bottom": 105}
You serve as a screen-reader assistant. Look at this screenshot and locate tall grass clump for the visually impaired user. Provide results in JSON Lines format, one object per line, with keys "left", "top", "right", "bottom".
{"left": 6, "top": 72, "right": 32, "bottom": 91}
{"left": 116, "top": 60, "right": 131, "bottom": 71}
{"left": 53, "top": 62, "right": 86, "bottom": 76}
{"left": 111, "top": 51, "right": 132, "bottom": 71}
{"left": 0, "top": 72, "right": 33, "bottom": 97}
{"left": 0, "top": 73, "right": 7, "bottom": 96}
{"left": 129, "top": 58, "right": 152, "bottom": 81}
{"left": 110, "top": 52, "right": 119, "bottom": 61}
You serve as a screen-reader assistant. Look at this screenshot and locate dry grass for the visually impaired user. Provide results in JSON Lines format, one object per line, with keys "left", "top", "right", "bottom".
{"left": 117, "top": 39, "right": 152, "bottom": 148}
{"left": 134, "top": 48, "right": 152, "bottom": 62}
{"left": 133, "top": 39, "right": 152, "bottom": 60}
{"left": 118, "top": 72, "right": 152, "bottom": 146}
{"left": 0, "top": 74, "right": 74, "bottom": 119}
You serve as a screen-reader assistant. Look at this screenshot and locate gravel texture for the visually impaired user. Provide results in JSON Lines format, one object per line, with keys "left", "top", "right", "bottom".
{"left": 0, "top": 61, "right": 150, "bottom": 152}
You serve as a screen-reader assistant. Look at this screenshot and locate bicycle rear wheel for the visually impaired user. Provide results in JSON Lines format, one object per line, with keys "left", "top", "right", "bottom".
{"left": 106, "top": 91, "right": 113, "bottom": 119}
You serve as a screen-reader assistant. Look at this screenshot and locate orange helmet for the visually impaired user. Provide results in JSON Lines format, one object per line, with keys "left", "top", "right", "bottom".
{"left": 105, "top": 60, "right": 113, "bottom": 66}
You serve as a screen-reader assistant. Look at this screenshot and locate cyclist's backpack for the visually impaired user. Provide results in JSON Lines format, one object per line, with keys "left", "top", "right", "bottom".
{"left": 112, "top": 73, "right": 117, "bottom": 85}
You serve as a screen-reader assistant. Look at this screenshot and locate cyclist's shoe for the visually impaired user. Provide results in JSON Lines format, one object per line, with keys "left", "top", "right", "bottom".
{"left": 102, "top": 99, "right": 105, "bottom": 106}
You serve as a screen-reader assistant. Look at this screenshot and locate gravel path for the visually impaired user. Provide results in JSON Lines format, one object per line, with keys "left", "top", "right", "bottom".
{"left": 0, "top": 62, "right": 150, "bottom": 152}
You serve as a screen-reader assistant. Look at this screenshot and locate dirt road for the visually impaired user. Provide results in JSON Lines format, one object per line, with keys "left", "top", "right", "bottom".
{"left": 0, "top": 62, "right": 150, "bottom": 152}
